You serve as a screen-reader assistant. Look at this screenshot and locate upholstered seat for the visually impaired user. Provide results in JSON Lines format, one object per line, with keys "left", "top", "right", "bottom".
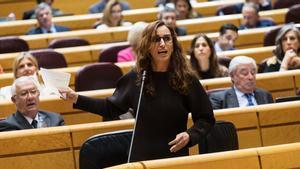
{"left": 216, "top": 4, "right": 241, "bottom": 16}
{"left": 99, "top": 44, "right": 130, "bottom": 63}
{"left": 263, "top": 26, "right": 281, "bottom": 46}
{"left": 199, "top": 120, "right": 239, "bottom": 154}
{"left": 79, "top": 130, "right": 132, "bottom": 169}
{"left": 30, "top": 49, "right": 67, "bottom": 69}
{"left": 285, "top": 4, "right": 300, "bottom": 24}
{"left": 274, "top": 0, "right": 300, "bottom": 9}
{"left": 0, "top": 36, "right": 29, "bottom": 54}
{"left": 75, "top": 62, "right": 123, "bottom": 91}
{"left": 48, "top": 37, "right": 90, "bottom": 49}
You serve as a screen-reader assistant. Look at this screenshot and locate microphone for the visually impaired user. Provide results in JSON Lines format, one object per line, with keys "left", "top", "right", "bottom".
{"left": 127, "top": 70, "right": 146, "bottom": 163}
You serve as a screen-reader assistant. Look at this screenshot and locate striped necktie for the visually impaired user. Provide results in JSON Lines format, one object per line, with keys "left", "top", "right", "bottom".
{"left": 31, "top": 119, "right": 38, "bottom": 128}
{"left": 245, "top": 93, "right": 254, "bottom": 106}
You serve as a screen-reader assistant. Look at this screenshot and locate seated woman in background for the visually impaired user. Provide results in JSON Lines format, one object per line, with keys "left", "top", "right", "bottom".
{"left": 117, "top": 22, "right": 148, "bottom": 62}
{"left": 174, "top": 0, "right": 201, "bottom": 20}
{"left": 263, "top": 24, "right": 300, "bottom": 72}
{"left": 189, "top": 34, "right": 228, "bottom": 79}
{"left": 0, "top": 52, "right": 54, "bottom": 100}
{"left": 95, "top": 0, "right": 132, "bottom": 30}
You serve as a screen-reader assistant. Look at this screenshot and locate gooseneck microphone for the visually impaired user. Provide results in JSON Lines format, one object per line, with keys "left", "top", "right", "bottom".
{"left": 127, "top": 70, "right": 146, "bottom": 163}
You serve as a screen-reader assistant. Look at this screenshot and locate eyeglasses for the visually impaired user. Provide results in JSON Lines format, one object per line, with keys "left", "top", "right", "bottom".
{"left": 153, "top": 35, "right": 173, "bottom": 44}
{"left": 14, "top": 88, "right": 39, "bottom": 98}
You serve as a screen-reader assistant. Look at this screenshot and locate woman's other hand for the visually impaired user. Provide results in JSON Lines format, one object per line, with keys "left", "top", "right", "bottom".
{"left": 58, "top": 87, "right": 78, "bottom": 104}
{"left": 168, "top": 132, "right": 190, "bottom": 153}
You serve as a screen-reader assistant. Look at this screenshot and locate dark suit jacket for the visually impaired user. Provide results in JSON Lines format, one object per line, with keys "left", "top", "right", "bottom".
{"left": 175, "top": 27, "right": 187, "bottom": 36}
{"left": 0, "top": 110, "right": 64, "bottom": 132}
{"left": 209, "top": 87, "right": 274, "bottom": 109}
{"left": 26, "top": 25, "right": 70, "bottom": 35}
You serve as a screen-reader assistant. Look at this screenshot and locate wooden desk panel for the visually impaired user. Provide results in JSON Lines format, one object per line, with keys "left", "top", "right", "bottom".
{"left": 215, "top": 107, "right": 261, "bottom": 148}
{"left": 257, "top": 101, "right": 300, "bottom": 146}
{"left": 257, "top": 143, "right": 300, "bottom": 169}
{"left": 139, "top": 149, "right": 260, "bottom": 169}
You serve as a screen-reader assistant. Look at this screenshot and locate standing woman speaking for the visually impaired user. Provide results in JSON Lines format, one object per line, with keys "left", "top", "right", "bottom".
{"left": 60, "top": 20, "right": 215, "bottom": 162}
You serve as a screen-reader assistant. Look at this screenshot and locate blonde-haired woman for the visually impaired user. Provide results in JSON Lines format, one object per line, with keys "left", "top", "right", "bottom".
{"left": 95, "top": 0, "right": 132, "bottom": 30}
{"left": 0, "top": 52, "right": 53, "bottom": 100}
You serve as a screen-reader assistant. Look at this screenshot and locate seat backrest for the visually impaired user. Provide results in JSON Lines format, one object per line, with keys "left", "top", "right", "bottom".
{"left": 206, "top": 88, "right": 229, "bottom": 96}
{"left": 0, "top": 36, "right": 29, "bottom": 54}
{"left": 216, "top": 4, "right": 241, "bottom": 16}
{"left": 275, "top": 95, "right": 300, "bottom": 103}
{"left": 79, "top": 130, "right": 132, "bottom": 169}
{"left": 75, "top": 62, "right": 123, "bottom": 91}
{"left": 218, "top": 56, "right": 232, "bottom": 68}
{"left": 274, "top": 0, "right": 300, "bottom": 9}
{"left": 48, "top": 37, "right": 90, "bottom": 49}
{"left": 99, "top": 44, "right": 130, "bottom": 63}
{"left": 199, "top": 120, "right": 239, "bottom": 154}
{"left": 257, "top": 56, "right": 272, "bottom": 73}
{"left": 30, "top": 49, "right": 67, "bottom": 69}
{"left": 263, "top": 26, "right": 281, "bottom": 46}
{"left": 285, "top": 4, "right": 300, "bottom": 24}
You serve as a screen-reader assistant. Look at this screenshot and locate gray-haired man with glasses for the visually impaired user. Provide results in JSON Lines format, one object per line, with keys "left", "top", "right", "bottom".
{"left": 0, "top": 76, "right": 64, "bottom": 131}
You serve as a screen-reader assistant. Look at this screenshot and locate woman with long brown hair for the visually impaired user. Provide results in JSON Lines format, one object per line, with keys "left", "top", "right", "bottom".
{"left": 60, "top": 20, "right": 215, "bottom": 162}
{"left": 190, "top": 34, "right": 228, "bottom": 79}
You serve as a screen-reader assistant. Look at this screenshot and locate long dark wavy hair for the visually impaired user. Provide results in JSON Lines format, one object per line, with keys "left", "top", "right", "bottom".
{"left": 273, "top": 24, "right": 300, "bottom": 61}
{"left": 135, "top": 20, "right": 195, "bottom": 96}
{"left": 189, "top": 34, "right": 222, "bottom": 79}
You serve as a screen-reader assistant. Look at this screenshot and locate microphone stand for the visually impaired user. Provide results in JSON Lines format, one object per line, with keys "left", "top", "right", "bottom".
{"left": 127, "top": 70, "right": 146, "bottom": 163}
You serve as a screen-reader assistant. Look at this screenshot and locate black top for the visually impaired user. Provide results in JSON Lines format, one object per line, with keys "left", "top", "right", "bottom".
{"left": 262, "top": 60, "right": 281, "bottom": 72}
{"left": 74, "top": 70, "right": 215, "bottom": 162}
{"left": 262, "top": 58, "right": 300, "bottom": 73}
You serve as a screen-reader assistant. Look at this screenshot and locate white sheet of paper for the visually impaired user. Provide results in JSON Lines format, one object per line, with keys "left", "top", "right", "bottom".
{"left": 40, "top": 68, "right": 71, "bottom": 97}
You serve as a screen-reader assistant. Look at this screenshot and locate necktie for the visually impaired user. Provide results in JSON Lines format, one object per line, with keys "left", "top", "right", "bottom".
{"left": 245, "top": 93, "right": 254, "bottom": 106}
{"left": 31, "top": 119, "right": 38, "bottom": 128}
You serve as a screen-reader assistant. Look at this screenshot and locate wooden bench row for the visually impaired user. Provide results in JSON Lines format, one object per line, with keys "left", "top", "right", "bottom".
{"left": 108, "top": 142, "right": 300, "bottom": 169}
{"left": 0, "top": 0, "right": 212, "bottom": 20}
{"left": 1, "top": 69, "right": 300, "bottom": 124}
{"left": 0, "top": 53, "right": 296, "bottom": 97}
{"left": 0, "top": 0, "right": 246, "bottom": 35}
{"left": 0, "top": 100, "right": 299, "bottom": 169}
{"left": 0, "top": 0, "right": 157, "bottom": 20}
{"left": 16, "top": 21, "right": 287, "bottom": 50}
{"left": 0, "top": 38, "right": 276, "bottom": 73}
{"left": 6, "top": 8, "right": 286, "bottom": 48}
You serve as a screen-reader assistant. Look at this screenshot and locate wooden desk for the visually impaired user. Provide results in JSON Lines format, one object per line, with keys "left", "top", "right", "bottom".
{"left": 0, "top": 126, "right": 75, "bottom": 169}
{"left": 0, "top": 7, "right": 287, "bottom": 37}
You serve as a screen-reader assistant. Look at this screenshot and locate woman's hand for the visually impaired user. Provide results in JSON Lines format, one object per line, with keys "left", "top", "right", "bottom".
{"left": 280, "top": 49, "right": 298, "bottom": 70}
{"left": 290, "top": 56, "right": 300, "bottom": 68}
{"left": 58, "top": 87, "right": 78, "bottom": 104}
{"left": 168, "top": 132, "right": 190, "bottom": 153}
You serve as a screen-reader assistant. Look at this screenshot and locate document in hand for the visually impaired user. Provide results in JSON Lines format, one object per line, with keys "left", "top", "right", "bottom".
{"left": 40, "top": 68, "right": 71, "bottom": 98}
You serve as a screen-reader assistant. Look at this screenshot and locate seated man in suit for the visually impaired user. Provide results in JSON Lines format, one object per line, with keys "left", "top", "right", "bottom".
{"left": 158, "top": 7, "right": 187, "bottom": 36}
{"left": 209, "top": 56, "right": 273, "bottom": 109}
{"left": 239, "top": 2, "right": 275, "bottom": 30}
{"left": 214, "top": 23, "right": 239, "bottom": 52}
{"left": 0, "top": 76, "right": 64, "bottom": 131}
{"left": 23, "top": 0, "right": 64, "bottom": 20}
{"left": 26, "top": 3, "right": 70, "bottom": 35}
